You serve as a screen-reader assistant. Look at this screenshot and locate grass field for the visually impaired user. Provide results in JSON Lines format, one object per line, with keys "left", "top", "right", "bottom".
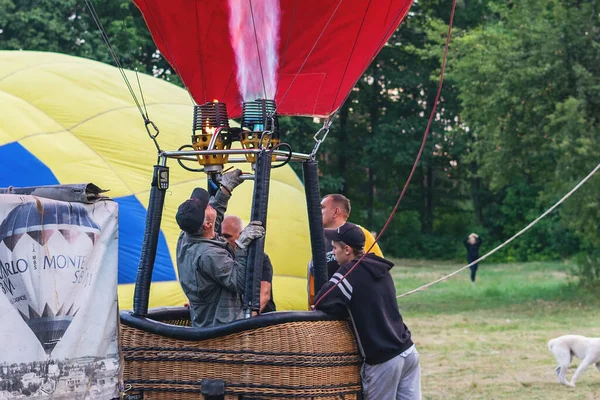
{"left": 390, "top": 259, "right": 600, "bottom": 399}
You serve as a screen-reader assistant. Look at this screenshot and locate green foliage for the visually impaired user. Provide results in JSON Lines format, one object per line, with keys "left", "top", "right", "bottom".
{"left": 0, "top": 0, "right": 182, "bottom": 85}
{"left": 572, "top": 250, "right": 600, "bottom": 289}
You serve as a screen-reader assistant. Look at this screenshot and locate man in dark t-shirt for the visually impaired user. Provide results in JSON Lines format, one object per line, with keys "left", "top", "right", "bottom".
{"left": 222, "top": 215, "right": 276, "bottom": 313}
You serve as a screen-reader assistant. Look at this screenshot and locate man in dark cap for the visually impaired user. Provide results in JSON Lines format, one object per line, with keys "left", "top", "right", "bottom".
{"left": 175, "top": 169, "right": 265, "bottom": 327}
{"left": 314, "top": 222, "right": 421, "bottom": 400}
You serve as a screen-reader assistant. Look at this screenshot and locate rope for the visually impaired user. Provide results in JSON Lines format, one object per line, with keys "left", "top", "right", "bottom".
{"left": 85, "top": 0, "right": 147, "bottom": 121}
{"left": 397, "top": 161, "right": 600, "bottom": 298}
{"left": 85, "top": 0, "right": 161, "bottom": 148}
{"left": 135, "top": 69, "right": 149, "bottom": 118}
{"left": 314, "top": 0, "right": 457, "bottom": 308}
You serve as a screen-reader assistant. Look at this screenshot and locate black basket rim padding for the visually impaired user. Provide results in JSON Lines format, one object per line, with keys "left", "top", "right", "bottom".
{"left": 133, "top": 165, "right": 168, "bottom": 316}
{"left": 120, "top": 308, "right": 347, "bottom": 341}
{"left": 303, "top": 161, "right": 328, "bottom": 292}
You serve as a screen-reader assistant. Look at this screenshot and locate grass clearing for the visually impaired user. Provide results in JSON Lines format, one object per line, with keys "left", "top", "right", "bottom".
{"left": 390, "top": 259, "right": 600, "bottom": 399}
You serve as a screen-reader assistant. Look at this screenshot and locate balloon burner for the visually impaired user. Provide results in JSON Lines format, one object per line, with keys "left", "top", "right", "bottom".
{"left": 191, "top": 101, "right": 233, "bottom": 169}
{"left": 240, "top": 99, "right": 280, "bottom": 163}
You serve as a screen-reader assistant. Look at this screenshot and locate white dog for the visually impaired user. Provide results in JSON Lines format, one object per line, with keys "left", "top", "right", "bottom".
{"left": 547, "top": 334, "right": 600, "bottom": 387}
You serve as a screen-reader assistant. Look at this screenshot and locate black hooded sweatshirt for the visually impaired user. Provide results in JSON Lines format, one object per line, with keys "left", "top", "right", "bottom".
{"left": 315, "top": 253, "right": 413, "bottom": 365}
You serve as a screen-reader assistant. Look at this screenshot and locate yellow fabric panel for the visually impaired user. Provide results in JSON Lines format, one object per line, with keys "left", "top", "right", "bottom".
{"left": 359, "top": 225, "right": 384, "bottom": 257}
{"left": 69, "top": 106, "right": 192, "bottom": 197}
{"left": 271, "top": 275, "right": 308, "bottom": 311}
{"left": 19, "top": 131, "right": 132, "bottom": 197}
{"left": 0, "top": 91, "right": 65, "bottom": 145}
{"left": 118, "top": 281, "right": 188, "bottom": 311}
{"left": 0, "top": 54, "right": 190, "bottom": 130}
{"left": 0, "top": 51, "right": 91, "bottom": 79}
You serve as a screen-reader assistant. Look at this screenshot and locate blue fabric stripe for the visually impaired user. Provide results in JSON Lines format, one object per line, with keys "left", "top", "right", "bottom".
{"left": 0, "top": 142, "right": 59, "bottom": 187}
{"left": 114, "top": 195, "right": 176, "bottom": 284}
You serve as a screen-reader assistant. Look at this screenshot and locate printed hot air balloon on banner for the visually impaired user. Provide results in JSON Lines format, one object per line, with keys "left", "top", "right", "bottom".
{"left": 0, "top": 199, "right": 100, "bottom": 355}
{"left": 0, "top": 194, "right": 120, "bottom": 399}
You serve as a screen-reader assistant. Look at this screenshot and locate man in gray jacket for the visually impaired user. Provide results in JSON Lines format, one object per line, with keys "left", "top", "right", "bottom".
{"left": 175, "top": 169, "right": 265, "bottom": 327}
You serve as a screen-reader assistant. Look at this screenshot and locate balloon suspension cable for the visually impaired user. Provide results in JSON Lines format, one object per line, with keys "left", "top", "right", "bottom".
{"left": 135, "top": 69, "right": 161, "bottom": 153}
{"left": 259, "top": 130, "right": 273, "bottom": 150}
{"left": 314, "top": 0, "right": 458, "bottom": 308}
{"left": 309, "top": 119, "right": 333, "bottom": 160}
{"left": 397, "top": 161, "right": 600, "bottom": 298}
{"left": 258, "top": 109, "right": 278, "bottom": 150}
{"left": 84, "top": 0, "right": 161, "bottom": 151}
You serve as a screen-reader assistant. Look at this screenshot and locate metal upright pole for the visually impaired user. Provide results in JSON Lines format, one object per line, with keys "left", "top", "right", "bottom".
{"left": 303, "top": 160, "right": 328, "bottom": 293}
{"left": 243, "top": 149, "right": 272, "bottom": 317}
{"left": 133, "top": 157, "right": 169, "bottom": 316}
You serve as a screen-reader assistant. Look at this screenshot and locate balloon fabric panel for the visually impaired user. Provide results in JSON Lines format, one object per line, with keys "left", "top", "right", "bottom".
{"left": 0, "top": 142, "right": 59, "bottom": 187}
{"left": 133, "top": 0, "right": 414, "bottom": 117}
{"left": 114, "top": 195, "right": 175, "bottom": 284}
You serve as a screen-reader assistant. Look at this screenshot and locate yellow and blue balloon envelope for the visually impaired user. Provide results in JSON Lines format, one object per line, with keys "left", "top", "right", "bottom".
{"left": 0, "top": 51, "right": 311, "bottom": 311}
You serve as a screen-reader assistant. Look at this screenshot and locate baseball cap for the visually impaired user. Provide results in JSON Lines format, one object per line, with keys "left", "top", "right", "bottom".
{"left": 176, "top": 188, "right": 210, "bottom": 234}
{"left": 324, "top": 222, "right": 365, "bottom": 250}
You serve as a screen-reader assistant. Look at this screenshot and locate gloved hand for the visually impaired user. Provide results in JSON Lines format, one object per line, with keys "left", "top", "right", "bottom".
{"left": 220, "top": 169, "right": 244, "bottom": 194}
{"left": 235, "top": 221, "right": 265, "bottom": 249}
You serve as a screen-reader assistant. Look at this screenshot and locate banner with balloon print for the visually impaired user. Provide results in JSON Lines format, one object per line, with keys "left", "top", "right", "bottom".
{"left": 0, "top": 195, "right": 119, "bottom": 399}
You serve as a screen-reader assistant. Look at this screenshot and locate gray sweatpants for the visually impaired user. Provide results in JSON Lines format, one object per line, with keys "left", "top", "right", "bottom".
{"left": 361, "top": 345, "right": 421, "bottom": 400}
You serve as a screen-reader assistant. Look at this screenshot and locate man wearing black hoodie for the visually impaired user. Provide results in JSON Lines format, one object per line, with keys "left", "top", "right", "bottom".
{"left": 315, "top": 223, "right": 421, "bottom": 400}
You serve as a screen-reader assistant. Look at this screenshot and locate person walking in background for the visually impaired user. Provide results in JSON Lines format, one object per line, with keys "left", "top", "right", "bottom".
{"left": 464, "top": 233, "right": 482, "bottom": 282}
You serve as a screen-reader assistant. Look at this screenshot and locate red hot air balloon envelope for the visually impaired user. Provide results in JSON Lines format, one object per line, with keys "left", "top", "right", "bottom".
{"left": 133, "top": 0, "right": 414, "bottom": 117}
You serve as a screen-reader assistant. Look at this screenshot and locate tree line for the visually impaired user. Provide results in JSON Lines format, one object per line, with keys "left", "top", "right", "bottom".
{"left": 1, "top": 0, "right": 598, "bottom": 284}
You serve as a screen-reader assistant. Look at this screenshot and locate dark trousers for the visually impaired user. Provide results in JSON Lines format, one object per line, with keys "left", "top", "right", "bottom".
{"left": 469, "top": 261, "right": 478, "bottom": 282}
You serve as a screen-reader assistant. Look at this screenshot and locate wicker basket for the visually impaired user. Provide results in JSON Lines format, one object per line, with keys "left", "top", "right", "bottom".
{"left": 120, "top": 309, "right": 362, "bottom": 399}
